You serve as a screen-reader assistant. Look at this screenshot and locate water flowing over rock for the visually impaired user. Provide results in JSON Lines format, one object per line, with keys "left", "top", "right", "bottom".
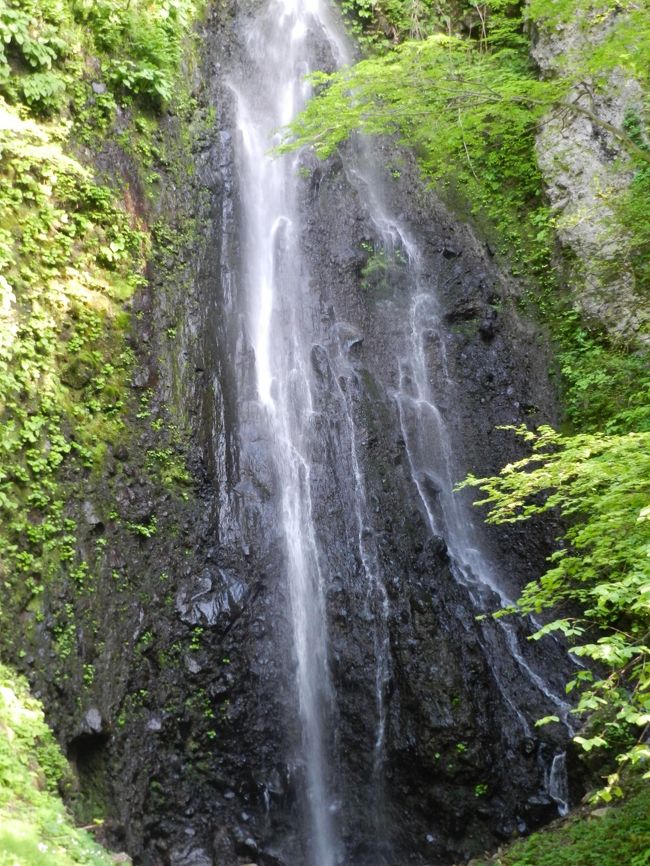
{"left": 176, "top": 0, "right": 577, "bottom": 862}
{"left": 20, "top": 2, "right": 582, "bottom": 864}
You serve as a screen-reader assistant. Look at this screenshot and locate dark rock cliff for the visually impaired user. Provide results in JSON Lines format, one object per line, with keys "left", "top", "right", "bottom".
{"left": 12, "top": 3, "right": 580, "bottom": 866}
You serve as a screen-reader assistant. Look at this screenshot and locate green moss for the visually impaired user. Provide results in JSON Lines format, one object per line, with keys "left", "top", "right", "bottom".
{"left": 0, "top": 102, "right": 143, "bottom": 640}
{"left": 471, "top": 785, "right": 650, "bottom": 866}
{"left": 0, "top": 663, "right": 122, "bottom": 866}
{"left": 0, "top": 0, "right": 203, "bottom": 657}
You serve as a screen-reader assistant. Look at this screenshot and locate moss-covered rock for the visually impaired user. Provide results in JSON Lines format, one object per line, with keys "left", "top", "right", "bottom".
{"left": 0, "top": 663, "right": 128, "bottom": 866}
{"left": 466, "top": 781, "right": 650, "bottom": 866}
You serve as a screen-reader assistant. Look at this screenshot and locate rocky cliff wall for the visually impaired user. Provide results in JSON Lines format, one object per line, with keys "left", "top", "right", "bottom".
{"left": 8, "top": 3, "right": 583, "bottom": 866}
{"left": 531, "top": 8, "right": 649, "bottom": 344}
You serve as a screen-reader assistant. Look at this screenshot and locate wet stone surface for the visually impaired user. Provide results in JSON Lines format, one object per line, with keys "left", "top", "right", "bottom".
{"left": 175, "top": 569, "right": 248, "bottom": 628}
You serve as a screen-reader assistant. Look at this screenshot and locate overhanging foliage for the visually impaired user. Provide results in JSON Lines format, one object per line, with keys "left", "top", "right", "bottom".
{"left": 461, "top": 424, "right": 650, "bottom": 792}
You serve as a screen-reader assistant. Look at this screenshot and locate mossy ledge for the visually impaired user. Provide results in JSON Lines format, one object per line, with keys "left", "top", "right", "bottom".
{"left": 0, "top": 0, "right": 213, "bottom": 856}
{"left": 463, "top": 779, "right": 650, "bottom": 866}
{"left": 0, "top": 662, "right": 127, "bottom": 865}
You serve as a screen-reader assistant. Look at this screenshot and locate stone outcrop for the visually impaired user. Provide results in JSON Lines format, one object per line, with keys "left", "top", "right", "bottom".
{"left": 531, "top": 8, "right": 649, "bottom": 343}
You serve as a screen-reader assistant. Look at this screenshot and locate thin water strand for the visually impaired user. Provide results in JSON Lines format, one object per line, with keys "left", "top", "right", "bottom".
{"left": 232, "top": 1, "right": 344, "bottom": 862}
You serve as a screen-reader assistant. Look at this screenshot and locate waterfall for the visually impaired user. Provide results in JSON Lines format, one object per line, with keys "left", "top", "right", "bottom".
{"left": 227, "top": 0, "right": 573, "bottom": 862}
{"left": 230, "top": 2, "right": 355, "bottom": 862}
{"left": 548, "top": 751, "right": 570, "bottom": 817}
{"left": 342, "top": 163, "right": 575, "bottom": 743}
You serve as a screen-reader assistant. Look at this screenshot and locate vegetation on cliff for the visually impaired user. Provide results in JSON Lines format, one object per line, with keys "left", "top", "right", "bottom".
{"left": 463, "top": 424, "right": 650, "bottom": 788}
{"left": 0, "top": 0, "right": 202, "bottom": 859}
{"left": 0, "top": 0, "right": 648, "bottom": 861}
{"left": 282, "top": 0, "right": 650, "bottom": 798}
{"left": 0, "top": 664, "right": 124, "bottom": 865}
{"left": 0, "top": 0, "right": 200, "bottom": 115}
{"left": 0, "top": 0, "right": 201, "bottom": 651}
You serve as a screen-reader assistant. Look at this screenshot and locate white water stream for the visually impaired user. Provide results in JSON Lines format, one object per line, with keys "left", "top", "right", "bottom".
{"left": 345, "top": 166, "right": 574, "bottom": 736}
{"left": 231, "top": 2, "right": 352, "bottom": 862}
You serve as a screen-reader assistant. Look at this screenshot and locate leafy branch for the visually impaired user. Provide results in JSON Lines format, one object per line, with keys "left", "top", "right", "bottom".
{"left": 460, "top": 425, "right": 650, "bottom": 792}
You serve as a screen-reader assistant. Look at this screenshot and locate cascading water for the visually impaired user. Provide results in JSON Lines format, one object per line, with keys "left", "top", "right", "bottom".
{"left": 548, "top": 751, "right": 570, "bottom": 817}
{"left": 390, "top": 219, "right": 574, "bottom": 730}
{"left": 230, "top": 4, "right": 342, "bottom": 862}
{"left": 225, "top": 0, "right": 575, "bottom": 862}
{"left": 230, "top": 1, "right": 394, "bottom": 861}
{"left": 344, "top": 160, "right": 574, "bottom": 781}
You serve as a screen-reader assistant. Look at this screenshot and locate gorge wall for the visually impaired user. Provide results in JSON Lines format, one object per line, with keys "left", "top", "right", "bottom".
{"left": 531, "top": 7, "right": 650, "bottom": 344}
{"left": 1, "top": 2, "right": 595, "bottom": 865}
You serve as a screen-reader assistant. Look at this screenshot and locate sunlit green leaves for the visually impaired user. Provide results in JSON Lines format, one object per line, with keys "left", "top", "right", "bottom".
{"left": 461, "top": 424, "right": 650, "bottom": 784}
{"left": 0, "top": 0, "right": 202, "bottom": 116}
{"left": 535, "top": 714, "right": 561, "bottom": 727}
{"left": 279, "top": 33, "right": 561, "bottom": 173}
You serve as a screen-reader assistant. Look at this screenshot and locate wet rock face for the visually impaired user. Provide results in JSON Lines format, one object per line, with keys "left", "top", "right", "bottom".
{"left": 289, "top": 146, "right": 571, "bottom": 864}
{"left": 175, "top": 569, "right": 247, "bottom": 628}
{"left": 17, "top": 4, "right": 575, "bottom": 866}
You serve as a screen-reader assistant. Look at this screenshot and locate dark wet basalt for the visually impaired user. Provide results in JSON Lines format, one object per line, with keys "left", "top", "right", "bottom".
{"left": 6, "top": 3, "right": 581, "bottom": 866}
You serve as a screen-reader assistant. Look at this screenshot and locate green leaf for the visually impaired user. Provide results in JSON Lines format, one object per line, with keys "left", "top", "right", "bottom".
{"left": 535, "top": 715, "right": 560, "bottom": 727}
